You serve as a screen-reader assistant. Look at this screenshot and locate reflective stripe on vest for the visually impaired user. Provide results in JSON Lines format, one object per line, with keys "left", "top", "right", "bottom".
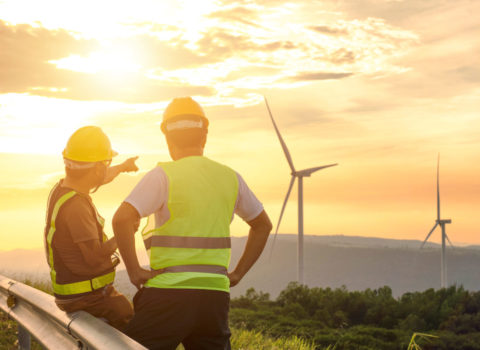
{"left": 46, "top": 190, "right": 115, "bottom": 296}
{"left": 144, "top": 235, "right": 231, "bottom": 249}
{"left": 153, "top": 264, "right": 228, "bottom": 275}
{"left": 143, "top": 156, "right": 238, "bottom": 292}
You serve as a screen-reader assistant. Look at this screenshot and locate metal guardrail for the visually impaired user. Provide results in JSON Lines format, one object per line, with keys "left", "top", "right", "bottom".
{"left": 0, "top": 274, "right": 147, "bottom": 350}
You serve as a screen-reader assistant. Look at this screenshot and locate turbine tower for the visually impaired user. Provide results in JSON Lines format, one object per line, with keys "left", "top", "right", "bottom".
{"left": 264, "top": 97, "right": 337, "bottom": 284}
{"left": 420, "top": 154, "right": 454, "bottom": 288}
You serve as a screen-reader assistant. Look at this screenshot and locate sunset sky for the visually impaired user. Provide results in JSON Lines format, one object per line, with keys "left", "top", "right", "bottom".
{"left": 1, "top": 0, "right": 479, "bottom": 251}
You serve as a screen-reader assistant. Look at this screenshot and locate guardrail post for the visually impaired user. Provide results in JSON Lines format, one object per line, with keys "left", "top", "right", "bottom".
{"left": 18, "top": 324, "right": 31, "bottom": 350}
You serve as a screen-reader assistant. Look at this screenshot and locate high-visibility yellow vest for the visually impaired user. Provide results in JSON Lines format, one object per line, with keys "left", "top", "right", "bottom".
{"left": 45, "top": 186, "right": 115, "bottom": 298}
{"left": 143, "top": 156, "right": 238, "bottom": 292}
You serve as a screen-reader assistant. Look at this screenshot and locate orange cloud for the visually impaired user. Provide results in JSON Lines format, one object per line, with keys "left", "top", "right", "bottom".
{"left": 0, "top": 20, "right": 97, "bottom": 93}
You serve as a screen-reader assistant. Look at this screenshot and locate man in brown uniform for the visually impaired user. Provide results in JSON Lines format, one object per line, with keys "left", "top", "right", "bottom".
{"left": 44, "top": 126, "right": 138, "bottom": 330}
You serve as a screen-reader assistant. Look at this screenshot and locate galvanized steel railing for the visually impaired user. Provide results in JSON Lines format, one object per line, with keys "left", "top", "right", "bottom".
{"left": 0, "top": 274, "right": 147, "bottom": 350}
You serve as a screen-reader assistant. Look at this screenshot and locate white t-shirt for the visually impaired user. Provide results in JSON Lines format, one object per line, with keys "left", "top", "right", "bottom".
{"left": 125, "top": 166, "right": 263, "bottom": 228}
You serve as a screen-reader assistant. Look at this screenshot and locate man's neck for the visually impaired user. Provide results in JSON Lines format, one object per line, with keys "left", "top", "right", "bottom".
{"left": 62, "top": 177, "right": 92, "bottom": 195}
{"left": 171, "top": 147, "right": 204, "bottom": 161}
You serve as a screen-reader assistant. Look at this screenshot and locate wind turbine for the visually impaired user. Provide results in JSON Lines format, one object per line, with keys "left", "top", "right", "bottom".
{"left": 420, "top": 154, "right": 454, "bottom": 288}
{"left": 264, "top": 97, "right": 337, "bottom": 284}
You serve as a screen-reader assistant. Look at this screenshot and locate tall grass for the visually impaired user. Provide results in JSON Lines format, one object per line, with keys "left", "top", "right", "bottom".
{"left": 22, "top": 278, "right": 53, "bottom": 295}
{"left": 175, "top": 328, "right": 317, "bottom": 350}
{"left": 230, "top": 328, "right": 316, "bottom": 350}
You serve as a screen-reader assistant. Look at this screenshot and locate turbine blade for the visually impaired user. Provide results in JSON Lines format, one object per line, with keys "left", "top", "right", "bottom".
{"left": 420, "top": 223, "right": 438, "bottom": 249}
{"left": 437, "top": 153, "right": 440, "bottom": 221}
{"left": 269, "top": 176, "right": 296, "bottom": 261}
{"left": 264, "top": 97, "right": 296, "bottom": 173}
{"left": 445, "top": 233, "right": 454, "bottom": 248}
{"left": 297, "top": 163, "right": 338, "bottom": 177}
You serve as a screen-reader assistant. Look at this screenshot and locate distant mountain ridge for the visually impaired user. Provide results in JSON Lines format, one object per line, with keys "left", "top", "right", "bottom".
{"left": 270, "top": 234, "right": 451, "bottom": 248}
{"left": 2, "top": 234, "right": 480, "bottom": 299}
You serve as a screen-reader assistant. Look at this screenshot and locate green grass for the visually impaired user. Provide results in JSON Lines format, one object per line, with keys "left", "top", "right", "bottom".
{"left": 175, "top": 328, "right": 317, "bottom": 350}
{"left": 21, "top": 278, "right": 53, "bottom": 295}
{"left": 0, "top": 311, "right": 43, "bottom": 350}
{"left": 0, "top": 278, "right": 50, "bottom": 349}
{"left": 230, "top": 328, "right": 317, "bottom": 350}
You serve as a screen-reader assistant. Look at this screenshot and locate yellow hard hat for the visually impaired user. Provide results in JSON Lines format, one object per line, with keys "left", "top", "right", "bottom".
{"left": 62, "top": 126, "right": 118, "bottom": 162}
{"left": 161, "top": 97, "right": 209, "bottom": 133}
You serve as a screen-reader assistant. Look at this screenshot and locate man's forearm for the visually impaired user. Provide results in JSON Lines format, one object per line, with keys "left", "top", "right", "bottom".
{"left": 113, "top": 203, "right": 160, "bottom": 289}
{"left": 104, "top": 164, "right": 124, "bottom": 185}
{"left": 229, "top": 210, "right": 272, "bottom": 287}
{"left": 231, "top": 226, "right": 270, "bottom": 279}
{"left": 113, "top": 219, "right": 141, "bottom": 273}
{"left": 104, "top": 157, "right": 139, "bottom": 185}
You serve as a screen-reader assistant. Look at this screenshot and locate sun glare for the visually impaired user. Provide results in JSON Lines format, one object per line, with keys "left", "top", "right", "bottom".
{"left": 51, "top": 45, "right": 143, "bottom": 75}
{"left": 0, "top": 94, "right": 124, "bottom": 154}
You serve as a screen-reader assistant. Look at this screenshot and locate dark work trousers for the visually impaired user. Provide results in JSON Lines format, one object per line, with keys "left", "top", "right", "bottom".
{"left": 124, "top": 288, "right": 231, "bottom": 350}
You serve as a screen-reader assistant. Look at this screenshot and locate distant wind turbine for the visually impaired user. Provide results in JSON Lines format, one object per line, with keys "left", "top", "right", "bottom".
{"left": 420, "top": 154, "right": 454, "bottom": 288}
{"left": 264, "top": 97, "right": 338, "bottom": 284}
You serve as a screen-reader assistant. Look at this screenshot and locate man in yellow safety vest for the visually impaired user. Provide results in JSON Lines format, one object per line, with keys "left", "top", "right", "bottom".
{"left": 113, "top": 97, "right": 272, "bottom": 349}
{"left": 44, "top": 126, "right": 137, "bottom": 330}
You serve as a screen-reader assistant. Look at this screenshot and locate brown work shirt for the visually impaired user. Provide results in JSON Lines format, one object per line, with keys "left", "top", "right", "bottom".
{"left": 44, "top": 181, "right": 112, "bottom": 282}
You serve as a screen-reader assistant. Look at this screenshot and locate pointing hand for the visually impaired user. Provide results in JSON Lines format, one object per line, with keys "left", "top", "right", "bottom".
{"left": 122, "top": 156, "right": 139, "bottom": 173}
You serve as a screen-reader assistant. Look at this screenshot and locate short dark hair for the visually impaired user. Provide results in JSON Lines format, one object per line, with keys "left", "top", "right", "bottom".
{"left": 165, "top": 128, "right": 207, "bottom": 149}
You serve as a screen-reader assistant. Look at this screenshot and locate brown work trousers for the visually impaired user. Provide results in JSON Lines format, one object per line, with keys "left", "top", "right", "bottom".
{"left": 55, "top": 284, "right": 133, "bottom": 331}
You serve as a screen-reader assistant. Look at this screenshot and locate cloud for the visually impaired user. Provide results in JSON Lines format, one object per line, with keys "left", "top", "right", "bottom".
{"left": 0, "top": 2, "right": 421, "bottom": 104}
{"left": 208, "top": 6, "right": 261, "bottom": 27}
{"left": 328, "top": 48, "right": 356, "bottom": 65}
{"left": 317, "top": 0, "right": 437, "bottom": 24}
{"left": 287, "top": 72, "right": 353, "bottom": 82}
{"left": 453, "top": 65, "right": 480, "bottom": 84}
{"left": 309, "top": 25, "right": 348, "bottom": 36}
{"left": 0, "top": 22, "right": 215, "bottom": 102}
{"left": 342, "top": 98, "right": 401, "bottom": 114}
{"left": 195, "top": 29, "right": 298, "bottom": 60}
{"left": 215, "top": 0, "right": 292, "bottom": 5}
{"left": 121, "top": 22, "right": 179, "bottom": 33}
{"left": 0, "top": 20, "right": 97, "bottom": 93}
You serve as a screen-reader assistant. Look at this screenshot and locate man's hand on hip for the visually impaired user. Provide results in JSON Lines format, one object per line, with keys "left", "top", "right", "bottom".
{"left": 129, "top": 267, "right": 161, "bottom": 290}
{"left": 228, "top": 271, "right": 242, "bottom": 287}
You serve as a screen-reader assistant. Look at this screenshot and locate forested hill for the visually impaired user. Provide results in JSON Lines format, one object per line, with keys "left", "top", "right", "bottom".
{"left": 228, "top": 235, "right": 480, "bottom": 298}
{"left": 2, "top": 235, "right": 480, "bottom": 299}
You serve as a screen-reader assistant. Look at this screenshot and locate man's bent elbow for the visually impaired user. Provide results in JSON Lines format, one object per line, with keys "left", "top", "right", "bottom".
{"left": 249, "top": 210, "right": 273, "bottom": 234}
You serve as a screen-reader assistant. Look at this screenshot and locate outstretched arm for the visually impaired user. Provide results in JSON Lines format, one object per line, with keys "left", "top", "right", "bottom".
{"left": 228, "top": 210, "right": 272, "bottom": 287}
{"left": 103, "top": 156, "right": 139, "bottom": 185}
{"left": 113, "top": 202, "right": 158, "bottom": 289}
